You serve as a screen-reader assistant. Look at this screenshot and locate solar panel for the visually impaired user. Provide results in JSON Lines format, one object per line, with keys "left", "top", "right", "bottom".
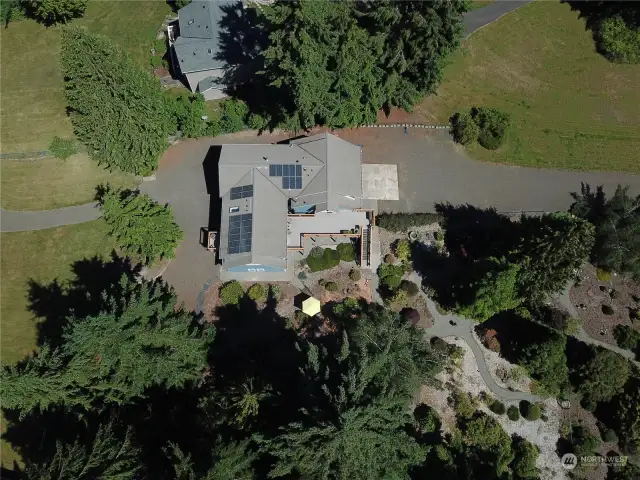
{"left": 230, "top": 185, "right": 253, "bottom": 200}
{"left": 227, "top": 213, "right": 253, "bottom": 254}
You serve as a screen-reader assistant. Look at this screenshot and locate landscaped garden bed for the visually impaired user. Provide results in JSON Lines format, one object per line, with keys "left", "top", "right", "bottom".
{"left": 569, "top": 264, "right": 640, "bottom": 348}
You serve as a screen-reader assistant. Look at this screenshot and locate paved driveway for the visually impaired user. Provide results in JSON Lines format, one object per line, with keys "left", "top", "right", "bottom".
{"left": 337, "top": 129, "right": 640, "bottom": 214}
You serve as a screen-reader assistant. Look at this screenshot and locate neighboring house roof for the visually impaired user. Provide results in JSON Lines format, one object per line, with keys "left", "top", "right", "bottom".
{"left": 217, "top": 133, "right": 363, "bottom": 269}
{"left": 175, "top": 0, "right": 237, "bottom": 74}
{"left": 197, "top": 75, "right": 225, "bottom": 93}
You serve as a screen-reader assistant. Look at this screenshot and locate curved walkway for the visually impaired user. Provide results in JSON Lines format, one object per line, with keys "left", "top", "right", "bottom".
{"left": 419, "top": 289, "right": 540, "bottom": 403}
{"left": 557, "top": 283, "right": 640, "bottom": 365}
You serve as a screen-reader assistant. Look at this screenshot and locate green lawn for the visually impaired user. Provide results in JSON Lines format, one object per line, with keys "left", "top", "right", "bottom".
{"left": 416, "top": 1, "right": 640, "bottom": 173}
{"left": 1, "top": 154, "right": 137, "bottom": 210}
{"left": 468, "top": 1, "right": 495, "bottom": 11}
{"left": 0, "top": 221, "right": 116, "bottom": 468}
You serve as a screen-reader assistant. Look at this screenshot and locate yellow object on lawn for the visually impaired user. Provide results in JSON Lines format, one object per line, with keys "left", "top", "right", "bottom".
{"left": 302, "top": 297, "right": 321, "bottom": 317}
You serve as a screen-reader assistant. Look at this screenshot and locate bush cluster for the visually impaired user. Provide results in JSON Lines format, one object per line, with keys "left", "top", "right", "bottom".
{"left": 450, "top": 107, "right": 510, "bottom": 150}
{"left": 614, "top": 325, "right": 640, "bottom": 352}
{"left": 602, "top": 304, "right": 615, "bottom": 315}
{"left": 400, "top": 280, "right": 419, "bottom": 297}
{"left": 336, "top": 242, "right": 356, "bottom": 262}
{"left": 378, "top": 264, "right": 405, "bottom": 292}
{"left": 393, "top": 240, "right": 412, "bottom": 263}
{"left": 348, "top": 269, "right": 361, "bottom": 281}
{"left": 324, "top": 281, "right": 338, "bottom": 292}
{"left": 220, "top": 281, "right": 244, "bottom": 305}
{"left": 507, "top": 405, "right": 520, "bottom": 421}
{"left": 413, "top": 403, "right": 440, "bottom": 433}
{"left": 376, "top": 213, "right": 442, "bottom": 232}
{"left": 598, "top": 16, "right": 640, "bottom": 64}
{"left": 519, "top": 401, "right": 541, "bottom": 421}
{"left": 306, "top": 248, "right": 340, "bottom": 272}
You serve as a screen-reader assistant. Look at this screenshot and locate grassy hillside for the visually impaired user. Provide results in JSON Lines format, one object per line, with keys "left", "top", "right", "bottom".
{"left": 415, "top": 1, "right": 640, "bottom": 173}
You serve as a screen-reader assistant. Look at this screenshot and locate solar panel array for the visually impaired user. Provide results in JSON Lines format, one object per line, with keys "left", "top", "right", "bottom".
{"left": 228, "top": 213, "right": 253, "bottom": 254}
{"left": 230, "top": 185, "right": 253, "bottom": 200}
{"left": 269, "top": 164, "right": 302, "bottom": 190}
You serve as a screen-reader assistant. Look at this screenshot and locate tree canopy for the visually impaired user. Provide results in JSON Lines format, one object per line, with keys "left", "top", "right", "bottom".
{"left": 99, "top": 188, "right": 183, "bottom": 265}
{"left": 2, "top": 276, "right": 212, "bottom": 414}
{"left": 575, "top": 347, "right": 629, "bottom": 405}
{"left": 60, "top": 26, "right": 174, "bottom": 175}
{"left": 260, "top": 0, "right": 466, "bottom": 130}
{"left": 22, "top": 0, "right": 87, "bottom": 25}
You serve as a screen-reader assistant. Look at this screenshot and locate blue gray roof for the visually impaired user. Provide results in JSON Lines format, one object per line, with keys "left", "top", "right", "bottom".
{"left": 175, "top": 0, "right": 237, "bottom": 74}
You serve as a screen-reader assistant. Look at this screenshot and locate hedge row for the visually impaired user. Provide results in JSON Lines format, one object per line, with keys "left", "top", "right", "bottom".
{"left": 377, "top": 213, "right": 443, "bottom": 232}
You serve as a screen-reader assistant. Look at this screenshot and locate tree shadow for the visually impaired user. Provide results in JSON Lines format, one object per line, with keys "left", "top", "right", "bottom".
{"left": 203, "top": 146, "right": 221, "bottom": 231}
{"left": 563, "top": 1, "right": 640, "bottom": 58}
{"left": 27, "top": 253, "right": 140, "bottom": 349}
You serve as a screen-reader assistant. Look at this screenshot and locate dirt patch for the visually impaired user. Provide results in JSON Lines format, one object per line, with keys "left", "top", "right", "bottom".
{"left": 302, "top": 262, "right": 373, "bottom": 305}
{"left": 570, "top": 264, "right": 640, "bottom": 346}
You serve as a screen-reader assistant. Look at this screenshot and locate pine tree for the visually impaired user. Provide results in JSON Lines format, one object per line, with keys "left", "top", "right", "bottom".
{"left": 515, "top": 212, "right": 594, "bottom": 301}
{"left": 576, "top": 347, "right": 629, "bottom": 405}
{"left": 260, "top": 304, "right": 438, "bottom": 478}
{"left": 23, "top": 420, "right": 141, "bottom": 480}
{"left": 2, "top": 276, "right": 213, "bottom": 414}
{"left": 355, "top": 0, "right": 467, "bottom": 111}
{"left": 99, "top": 187, "right": 183, "bottom": 265}
{"left": 169, "top": 440, "right": 257, "bottom": 480}
{"left": 60, "top": 26, "right": 174, "bottom": 175}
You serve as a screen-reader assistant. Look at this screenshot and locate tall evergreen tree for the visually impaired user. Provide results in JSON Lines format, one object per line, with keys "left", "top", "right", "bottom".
{"left": 23, "top": 420, "right": 141, "bottom": 480}
{"left": 262, "top": 0, "right": 384, "bottom": 130}
{"left": 259, "top": 304, "right": 439, "bottom": 478}
{"left": 60, "top": 26, "right": 174, "bottom": 175}
{"left": 2, "top": 276, "right": 213, "bottom": 414}
{"left": 576, "top": 347, "right": 629, "bottom": 405}
{"left": 170, "top": 440, "right": 257, "bottom": 480}
{"left": 99, "top": 187, "right": 183, "bottom": 265}
{"left": 355, "top": 0, "right": 467, "bottom": 111}
{"left": 518, "top": 331, "right": 568, "bottom": 396}
{"left": 514, "top": 212, "right": 594, "bottom": 302}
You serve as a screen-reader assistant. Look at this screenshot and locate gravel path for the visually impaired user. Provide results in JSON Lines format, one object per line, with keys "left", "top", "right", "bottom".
{"left": 557, "top": 282, "right": 640, "bottom": 365}
{"left": 420, "top": 290, "right": 541, "bottom": 403}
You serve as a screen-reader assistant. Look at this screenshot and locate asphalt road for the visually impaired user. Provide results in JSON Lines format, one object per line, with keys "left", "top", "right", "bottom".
{"left": 463, "top": 0, "right": 532, "bottom": 37}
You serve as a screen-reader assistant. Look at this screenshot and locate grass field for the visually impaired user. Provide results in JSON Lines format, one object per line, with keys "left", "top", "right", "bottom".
{"left": 0, "top": 1, "right": 171, "bottom": 153}
{"left": 0, "top": 221, "right": 116, "bottom": 468}
{"left": 414, "top": 1, "right": 640, "bottom": 173}
{"left": 1, "top": 154, "right": 136, "bottom": 210}
{"left": 469, "top": 1, "right": 494, "bottom": 11}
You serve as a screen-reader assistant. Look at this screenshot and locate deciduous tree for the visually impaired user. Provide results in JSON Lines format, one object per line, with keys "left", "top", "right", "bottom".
{"left": 22, "top": 0, "right": 87, "bottom": 25}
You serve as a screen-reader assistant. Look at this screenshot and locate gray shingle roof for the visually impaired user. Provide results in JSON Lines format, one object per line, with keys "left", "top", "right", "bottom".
{"left": 175, "top": 0, "right": 237, "bottom": 74}
{"left": 217, "top": 134, "right": 362, "bottom": 268}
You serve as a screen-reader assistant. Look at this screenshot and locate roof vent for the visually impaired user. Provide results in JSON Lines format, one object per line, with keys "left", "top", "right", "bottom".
{"left": 188, "top": 19, "right": 194, "bottom": 25}
{"left": 207, "top": 48, "right": 212, "bottom": 54}
{"left": 263, "top": 156, "right": 269, "bottom": 162}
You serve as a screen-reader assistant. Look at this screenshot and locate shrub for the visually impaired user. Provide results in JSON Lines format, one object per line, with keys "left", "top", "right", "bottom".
{"left": 596, "top": 267, "right": 612, "bottom": 281}
{"left": 602, "top": 304, "right": 615, "bottom": 315}
{"left": 387, "top": 289, "right": 408, "bottom": 306}
{"left": 570, "top": 425, "right": 601, "bottom": 456}
{"left": 602, "top": 428, "right": 619, "bottom": 443}
{"left": 220, "top": 281, "right": 244, "bottom": 305}
{"left": 414, "top": 403, "right": 441, "bottom": 432}
{"left": 431, "top": 336, "right": 449, "bottom": 353}
{"left": 565, "top": 317, "right": 581, "bottom": 335}
{"left": 598, "top": 16, "right": 640, "bottom": 64}
{"left": 247, "top": 283, "right": 266, "bottom": 302}
{"left": 451, "top": 390, "right": 476, "bottom": 419}
{"left": 473, "top": 107, "right": 510, "bottom": 150}
{"left": 309, "top": 246, "right": 324, "bottom": 258}
{"left": 519, "top": 401, "right": 541, "bottom": 421}
{"left": 489, "top": 400, "right": 506, "bottom": 415}
{"left": 614, "top": 325, "right": 640, "bottom": 351}
{"left": 247, "top": 112, "right": 269, "bottom": 131}
{"left": 376, "top": 213, "right": 443, "bottom": 232}
{"left": 268, "top": 284, "right": 281, "bottom": 300}
{"left": 318, "top": 278, "right": 326, "bottom": 287}
{"left": 348, "top": 269, "right": 361, "bottom": 281}
{"left": 449, "top": 110, "right": 480, "bottom": 145}
{"left": 294, "top": 310, "right": 309, "bottom": 323}
{"left": 306, "top": 248, "right": 340, "bottom": 272}
{"left": 384, "top": 253, "right": 395, "bottom": 264}
{"left": 400, "top": 280, "right": 419, "bottom": 297}
{"left": 610, "top": 288, "right": 620, "bottom": 299}
{"left": 49, "top": 136, "right": 77, "bottom": 160}
{"left": 297, "top": 271, "right": 307, "bottom": 281}
{"left": 324, "top": 281, "right": 338, "bottom": 292}
{"left": 336, "top": 242, "right": 356, "bottom": 262}
{"left": 218, "top": 98, "right": 249, "bottom": 134}
{"left": 172, "top": 93, "right": 213, "bottom": 138}
{"left": 507, "top": 405, "right": 520, "bottom": 421}
{"left": 394, "top": 239, "right": 412, "bottom": 263}
{"left": 382, "top": 274, "right": 402, "bottom": 290}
